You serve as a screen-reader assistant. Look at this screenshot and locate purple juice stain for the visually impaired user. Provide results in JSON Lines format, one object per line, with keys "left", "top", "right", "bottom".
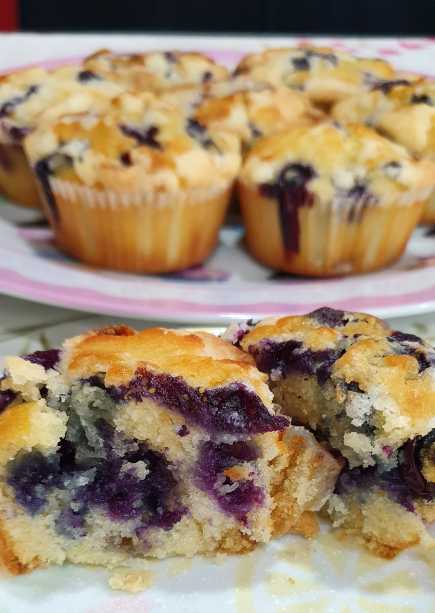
{"left": 344, "top": 182, "right": 377, "bottom": 223}
{"left": 119, "top": 124, "right": 162, "bottom": 150}
{"left": 260, "top": 163, "right": 316, "bottom": 253}
{"left": 23, "top": 348, "right": 61, "bottom": 370}
{"left": 34, "top": 153, "right": 72, "bottom": 222}
{"left": 196, "top": 441, "right": 263, "bottom": 521}
{"left": 107, "top": 370, "right": 288, "bottom": 435}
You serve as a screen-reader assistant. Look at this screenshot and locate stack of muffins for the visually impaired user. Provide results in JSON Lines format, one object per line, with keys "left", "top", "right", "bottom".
{"left": 1, "top": 46, "right": 435, "bottom": 276}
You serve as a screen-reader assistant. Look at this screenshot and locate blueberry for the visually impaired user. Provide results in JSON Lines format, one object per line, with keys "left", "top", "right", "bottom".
{"left": 120, "top": 124, "right": 162, "bottom": 150}
{"left": 196, "top": 441, "right": 263, "bottom": 522}
{"left": 77, "top": 70, "right": 101, "bottom": 83}
{"left": 0, "top": 84, "right": 39, "bottom": 119}
{"left": 202, "top": 70, "right": 213, "bottom": 83}
{"left": 0, "top": 389, "right": 16, "bottom": 414}
{"left": 23, "top": 349, "right": 61, "bottom": 370}
{"left": 108, "top": 370, "right": 288, "bottom": 435}
{"left": 260, "top": 163, "right": 316, "bottom": 253}
{"left": 292, "top": 56, "right": 310, "bottom": 71}
{"left": 186, "top": 118, "right": 216, "bottom": 150}
{"left": 411, "top": 93, "right": 433, "bottom": 106}
{"left": 119, "top": 151, "right": 132, "bottom": 166}
{"left": 371, "top": 79, "right": 410, "bottom": 94}
{"left": 309, "top": 306, "right": 349, "bottom": 327}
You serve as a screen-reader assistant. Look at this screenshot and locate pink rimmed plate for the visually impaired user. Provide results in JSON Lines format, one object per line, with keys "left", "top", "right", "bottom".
{"left": 3, "top": 37, "right": 435, "bottom": 323}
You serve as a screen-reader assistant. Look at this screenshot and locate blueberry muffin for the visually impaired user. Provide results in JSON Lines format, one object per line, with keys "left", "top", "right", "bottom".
{"left": 234, "top": 47, "right": 395, "bottom": 107}
{"left": 84, "top": 49, "right": 229, "bottom": 92}
{"left": 231, "top": 307, "right": 435, "bottom": 557}
{"left": 24, "top": 93, "right": 241, "bottom": 272}
{"left": 238, "top": 122, "right": 435, "bottom": 276}
{"left": 0, "top": 65, "right": 124, "bottom": 209}
{"left": 193, "top": 84, "right": 324, "bottom": 150}
{"left": 333, "top": 79, "right": 435, "bottom": 223}
{"left": 0, "top": 325, "right": 340, "bottom": 574}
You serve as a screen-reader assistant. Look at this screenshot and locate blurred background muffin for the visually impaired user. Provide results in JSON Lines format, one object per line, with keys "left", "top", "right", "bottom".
{"left": 238, "top": 121, "right": 435, "bottom": 276}
{"left": 24, "top": 93, "right": 241, "bottom": 273}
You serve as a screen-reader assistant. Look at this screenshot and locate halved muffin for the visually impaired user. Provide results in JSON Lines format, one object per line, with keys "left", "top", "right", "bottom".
{"left": 0, "top": 325, "right": 340, "bottom": 574}
{"left": 230, "top": 307, "right": 435, "bottom": 557}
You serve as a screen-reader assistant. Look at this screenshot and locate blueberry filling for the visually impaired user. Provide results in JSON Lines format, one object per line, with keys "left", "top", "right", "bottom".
{"left": 0, "top": 389, "right": 16, "bottom": 414}
{"left": 77, "top": 70, "right": 101, "bottom": 83}
{"left": 186, "top": 119, "right": 216, "bottom": 150}
{"left": 35, "top": 153, "right": 72, "bottom": 221}
{"left": 250, "top": 338, "right": 343, "bottom": 385}
{"left": 119, "top": 124, "right": 162, "bottom": 150}
{"left": 7, "top": 420, "right": 184, "bottom": 536}
{"left": 411, "top": 93, "right": 433, "bottom": 106}
{"left": 336, "top": 429, "right": 435, "bottom": 512}
{"left": 196, "top": 441, "right": 263, "bottom": 522}
{"left": 388, "top": 332, "right": 435, "bottom": 373}
{"left": 23, "top": 349, "right": 61, "bottom": 370}
{"left": 371, "top": 79, "right": 410, "bottom": 94}
{"left": 308, "top": 306, "right": 349, "bottom": 328}
{"left": 106, "top": 368, "right": 288, "bottom": 435}
{"left": 260, "top": 163, "right": 317, "bottom": 253}
{"left": 0, "top": 84, "right": 39, "bottom": 119}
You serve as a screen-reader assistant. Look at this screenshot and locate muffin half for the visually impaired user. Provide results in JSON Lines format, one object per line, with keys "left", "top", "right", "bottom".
{"left": 0, "top": 325, "right": 340, "bottom": 573}
{"left": 228, "top": 307, "right": 435, "bottom": 557}
{"left": 238, "top": 122, "right": 435, "bottom": 276}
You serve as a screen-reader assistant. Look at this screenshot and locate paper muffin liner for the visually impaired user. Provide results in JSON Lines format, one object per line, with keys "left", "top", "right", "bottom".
{"left": 38, "top": 176, "right": 233, "bottom": 273}
{"left": 0, "top": 142, "right": 43, "bottom": 210}
{"left": 239, "top": 182, "right": 429, "bottom": 276}
{"left": 420, "top": 189, "right": 435, "bottom": 225}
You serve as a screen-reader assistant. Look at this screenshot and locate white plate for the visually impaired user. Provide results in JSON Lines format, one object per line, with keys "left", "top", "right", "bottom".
{"left": 3, "top": 213, "right": 435, "bottom": 323}
{"left": 0, "top": 318, "right": 435, "bottom": 612}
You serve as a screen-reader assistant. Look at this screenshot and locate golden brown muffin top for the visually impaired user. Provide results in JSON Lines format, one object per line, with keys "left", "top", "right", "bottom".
{"left": 194, "top": 85, "right": 324, "bottom": 148}
{"left": 239, "top": 308, "right": 435, "bottom": 441}
{"left": 234, "top": 46, "right": 395, "bottom": 103}
{"left": 83, "top": 49, "right": 229, "bottom": 92}
{"left": 62, "top": 325, "right": 275, "bottom": 408}
{"left": 332, "top": 77, "right": 427, "bottom": 127}
{"left": 240, "top": 122, "right": 435, "bottom": 205}
{"left": 0, "top": 64, "right": 124, "bottom": 143}
{"left": 23, "top": 92, "right": 241, "bottom": 191}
